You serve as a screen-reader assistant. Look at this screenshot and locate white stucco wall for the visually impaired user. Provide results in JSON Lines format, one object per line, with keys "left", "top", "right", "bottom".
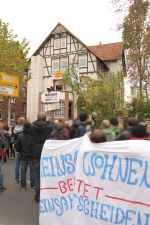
{"left": 27, "top": 55, "right": 44, "bottom": 122}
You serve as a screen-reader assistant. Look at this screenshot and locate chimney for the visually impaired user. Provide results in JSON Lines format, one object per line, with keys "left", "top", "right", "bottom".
{"left": 99, "top": 41, "right": 102, "bottom": 46}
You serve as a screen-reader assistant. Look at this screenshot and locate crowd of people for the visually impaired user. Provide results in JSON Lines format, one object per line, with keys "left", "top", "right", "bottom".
{"left": 0, "top": 112, "right": 149, "bottom": 203}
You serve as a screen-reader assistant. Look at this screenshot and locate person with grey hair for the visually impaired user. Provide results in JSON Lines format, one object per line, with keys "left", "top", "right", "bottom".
{"left": 29, "top": 112, "right": 54, "bottom": 203}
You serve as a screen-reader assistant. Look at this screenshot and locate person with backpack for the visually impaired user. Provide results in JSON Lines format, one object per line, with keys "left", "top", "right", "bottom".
{"left": 13, "top": 117, "right": 25, "bottom": 183}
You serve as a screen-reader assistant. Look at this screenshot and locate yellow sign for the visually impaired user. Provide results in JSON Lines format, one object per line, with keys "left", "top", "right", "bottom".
{"left": 0, "top": 72, "right": 19, "bottom": 97}
{"left": 52, "top": 70, "right": 64, "bottom": 79}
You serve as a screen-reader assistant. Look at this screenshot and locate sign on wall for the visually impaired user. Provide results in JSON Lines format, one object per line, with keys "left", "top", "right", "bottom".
{"left": 44, "top": 103, "right": 60, "bottom": 111}
{"left": 41, "top": 91, "right": 60, "bottom": 103}
{"left": 52, "top": 70, "right": 63, "bottom": 79}
{"left": 0, "top": 72, "right": 19, "bottom": 97}
{"left": 40, "top": 136, "right": 150, "bottom": 225}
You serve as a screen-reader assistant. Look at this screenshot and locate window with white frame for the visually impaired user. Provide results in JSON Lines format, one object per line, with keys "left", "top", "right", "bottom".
{"left": 52, "top": 59, "right": 59, "bottom": 71}
{"left": 11, "top": 98, "right": 15, "bottom": 103}
{"left": 22, "top": 103, "right": 26, "bottom": 113}
{"left": 60, "top": 58, "right": 68, "bottom": 70}
{"left": 23, "top": 75, "right": 27, "bottom": 82}
{"left": 79, "top": 55, "right": 87, "bottom": 68}
{"left": 11, "top": 110, "right": 15, "bottom": 120}
{"left": 54, "top": 102, "right": 65, "bottom": 118}
{"left": 61, "top": 38, "right": 66, "bottom": 48}
{"left": 54, "top": 39, "right": 60, "bottom": 49}
{"left": 22, "top": 87, "right": 26, "bottom": 98}
{"left": 52, "top": 58, "right": 68, "bottom": 72}
{"left": 0, "top": 109, "right": 2, "bottom": 120}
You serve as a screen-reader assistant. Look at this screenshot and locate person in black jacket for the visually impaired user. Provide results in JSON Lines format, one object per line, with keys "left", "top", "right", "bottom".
{"left": 29, "top": 112, "right": 54, "bottom": 203}
{"left": 16, "top": 122, "right": 35, "bottom": 192}
{"left": 73, "top": 113, "right": 87, "bottom": 138}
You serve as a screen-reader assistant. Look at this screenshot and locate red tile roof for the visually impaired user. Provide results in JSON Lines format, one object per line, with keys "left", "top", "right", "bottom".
{"left": 88, "top": 42, "right": 123, "bottom": 60}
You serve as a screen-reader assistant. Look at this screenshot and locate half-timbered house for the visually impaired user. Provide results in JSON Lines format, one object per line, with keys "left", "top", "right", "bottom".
{"left": 27, "top": 22, "right": 125, "bottom": 123}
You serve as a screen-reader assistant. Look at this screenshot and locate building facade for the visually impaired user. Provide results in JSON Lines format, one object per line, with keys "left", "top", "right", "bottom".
{"left": 0, "top": 83, "right": 27, "bottom": 125}
{"left": 27, "top": 23, "right": 125, "bottom": 123}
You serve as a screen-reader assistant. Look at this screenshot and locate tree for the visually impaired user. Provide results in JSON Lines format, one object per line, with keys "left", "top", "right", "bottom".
{"left": 123, "top": 0, "right": 150, "bottom": 98}
{"left": 110, "top": 0, "right": 150, "bottom": 98}
{"left": 124, "top": 96, "right": 150, "bottom": 122}
{"left": 60, "top": 59, "right": 124, "bottom": 127}
{"left": 0, "top": 20, "right": 31, "bottom": 85}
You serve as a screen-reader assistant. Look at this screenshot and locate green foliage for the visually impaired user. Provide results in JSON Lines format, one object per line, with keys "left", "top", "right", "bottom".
{"left": 124, "top": 96, "right": 150, "bottom": 122}
{"left": 122, "top": 0, "right": 150, "bottom": 97}
{"left": 0, "top": 20, "right": 31, "bottom": 84}
{"left": 60, "top": 58, "right": 124, "bottom": 127}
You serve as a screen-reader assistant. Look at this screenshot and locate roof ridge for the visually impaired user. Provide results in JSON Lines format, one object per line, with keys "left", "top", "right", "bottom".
{"left": 88, "top": 42, "right": 123, "bottom": 47}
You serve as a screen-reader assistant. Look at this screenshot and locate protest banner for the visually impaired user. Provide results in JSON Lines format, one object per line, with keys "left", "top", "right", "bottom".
{"left": 40, "top": 135, "right": 150, "bottom": 225}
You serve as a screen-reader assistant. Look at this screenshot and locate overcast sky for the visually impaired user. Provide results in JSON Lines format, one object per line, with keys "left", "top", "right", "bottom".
{"left": 1, "top": 0, "right": 122, "bottom": 57}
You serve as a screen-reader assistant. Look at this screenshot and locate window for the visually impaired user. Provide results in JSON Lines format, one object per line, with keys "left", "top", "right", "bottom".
{"left": 22, "top": 87, "right": 26, "bottom": 98}
{"left": 60, "top": 58, "right": 68, "bottom": 70}
{"left": 55, "top": 80, "right": 62, "bottom": 91}
{"left": 52, "top": 58, "right": 68, "bottom": 71}
{"left": 52, "top": 59, "right": 59, "bottom": 71}
{"left": 61, "top": 38, "right": 66, "bottom": 48}
{"left": 54, "top": 38, "right": 66, "bottom": 49}
{"left": 23, "top": 75, "right": 27, "bottom": 82}
{"left": 0, "top": 96, "right": 3, "bottom": 101}
{"left": 41, "top": 103, "right": 51, "bottom": 118}
{"left": 54, "top": 39, "right": 60, "bottom": 49}
{"left": 11, "top": 98, "right": 15, "bottom": 104}
{"left": 80, "top": 77, "right": 87, "bottom": 91}
{"left": 54, "top": 102, "right": 65, "bottom": 118}
{"left": 22, "top": 103, "right": 26, "bottom": 113}
{"left": 11, "top": 110, "right": 15, "bottom": 120}
{"left": 0, "top": 109, "right": 2, "bottom": 120}
{"left": 79, "top": 55, "right": 87, "bottom": 68}
{"left": 69, "top": 102, "right": 72, "bottom": 119}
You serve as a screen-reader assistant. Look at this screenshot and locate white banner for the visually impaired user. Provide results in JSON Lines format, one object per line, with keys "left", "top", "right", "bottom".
{"left": 41, "top": 92, "right": 60, "bottom": 103}
{"left": 44, "top": 103, "right": 60, "bottom": 111}
{"left": 40, "top": 136, "right": 150, "bottom": 225}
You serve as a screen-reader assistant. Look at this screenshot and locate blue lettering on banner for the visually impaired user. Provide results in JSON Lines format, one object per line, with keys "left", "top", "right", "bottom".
{"left": 100, "top": 204, "right": 110, "bottom": 222}
{"left": 40, "top": 153, "right": 150, "bottom": 189}
{"left": 115, "top": 157, "right": 129, "bottom": 183}
{"left": 100, "top": 154, "right": 118, "bottom": 181}
{"left": 114, "top": 207, "right": 125, "bottom": 224}
{"left": 127, "top": 159, "right": 143, "bottom": 186}
{"left": 125, "top": 210, "right": 136, "bottom": 224}
{"left": 139, "top": 161, "right": 150, "bottom": 188}
{"left": 40, "top": 194, "right": 150, "bottom": 224}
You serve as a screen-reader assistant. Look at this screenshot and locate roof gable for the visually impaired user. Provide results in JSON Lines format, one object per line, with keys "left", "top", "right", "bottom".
{"left": 28, "top": 23, "right": 108, "bottom": 69}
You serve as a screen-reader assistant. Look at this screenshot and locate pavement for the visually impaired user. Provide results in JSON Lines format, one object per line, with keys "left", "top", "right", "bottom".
{"left": 0, "top": 159, "right": 39, "bottom": 225}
